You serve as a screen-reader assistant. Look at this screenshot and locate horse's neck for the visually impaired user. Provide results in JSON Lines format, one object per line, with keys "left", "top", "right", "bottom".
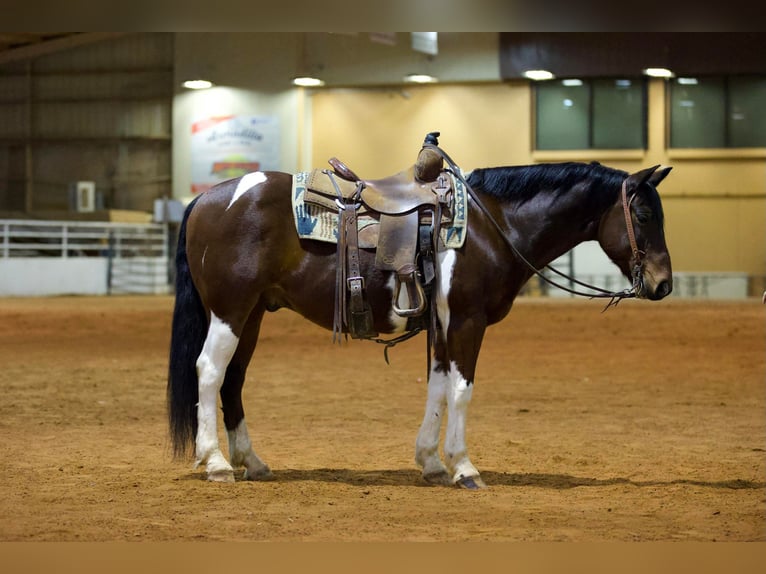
{"left": 500, "top": 184, "right": 610, "bottom": 268}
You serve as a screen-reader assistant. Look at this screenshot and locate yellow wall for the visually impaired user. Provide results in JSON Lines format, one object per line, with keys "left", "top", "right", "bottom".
{"left": 310, "top": 83, "right": 532, "bottom": 177}
{"left": 309, "top": 79, "right": 766, "bottom": 283}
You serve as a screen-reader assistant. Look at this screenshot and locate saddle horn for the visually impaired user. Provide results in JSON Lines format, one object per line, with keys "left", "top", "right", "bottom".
{"left": 328, "top": 157, "right": 360, "bottom": 182}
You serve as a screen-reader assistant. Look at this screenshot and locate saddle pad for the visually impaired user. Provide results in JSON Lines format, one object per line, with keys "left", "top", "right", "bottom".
{"left": 291, "top": 171, "right": 467, "bottom": 249}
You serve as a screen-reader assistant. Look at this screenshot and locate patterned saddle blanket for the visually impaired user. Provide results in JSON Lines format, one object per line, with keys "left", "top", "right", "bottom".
{"left": 290, "top": 170, "right": 467, "bottom": 250}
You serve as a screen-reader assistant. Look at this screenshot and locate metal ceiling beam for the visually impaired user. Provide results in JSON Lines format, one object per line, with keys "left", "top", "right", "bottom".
{"left": 0, "top": 32, "right": 131, "bottom": 65}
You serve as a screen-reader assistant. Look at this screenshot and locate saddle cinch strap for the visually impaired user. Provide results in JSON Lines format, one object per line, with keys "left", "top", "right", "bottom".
{"left": 305, "top": 165, "right": 454, "bottom": 338}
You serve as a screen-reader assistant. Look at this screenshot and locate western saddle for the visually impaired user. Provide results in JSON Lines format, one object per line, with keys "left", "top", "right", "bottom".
{"left": 303, "top": 132, "right": 455, "bottom": 342}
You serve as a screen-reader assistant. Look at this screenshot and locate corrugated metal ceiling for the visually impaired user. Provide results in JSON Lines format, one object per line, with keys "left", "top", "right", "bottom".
{"left": 0, "top": 33, "right": 129, "bottom": 66}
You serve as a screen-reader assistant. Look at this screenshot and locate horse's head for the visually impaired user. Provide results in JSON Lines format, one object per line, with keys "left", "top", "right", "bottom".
{"left": 598, "top": 165, "right": 673, "bottom": 301}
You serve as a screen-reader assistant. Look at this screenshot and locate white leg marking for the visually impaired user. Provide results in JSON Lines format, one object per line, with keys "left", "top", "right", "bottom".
{"left": 444, "top": 362, "right": 480, "bottom": 483}
{"left": 196, "top": 312, "right": 240, "bottom": 480}
{"left": 415, "top": 367, "right": 449, "bottom": 480}
{"left": 226, "top": 171, "right": 267, "bottom": 210}
{"left": 226, "top": 419, "right": 273, "bottom": 481}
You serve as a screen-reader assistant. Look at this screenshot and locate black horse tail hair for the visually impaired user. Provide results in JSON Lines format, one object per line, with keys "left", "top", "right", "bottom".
{"left": 167, "top": 195, "right": 206, "bottom": 459}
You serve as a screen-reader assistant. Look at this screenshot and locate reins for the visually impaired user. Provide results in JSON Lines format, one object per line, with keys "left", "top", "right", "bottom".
{"left": 422, "top": 143, "right": 644, "bottom": 310}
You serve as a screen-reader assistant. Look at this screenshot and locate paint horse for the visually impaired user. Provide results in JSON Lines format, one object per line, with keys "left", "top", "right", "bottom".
{"left": 167, "top": 154, "right": 673, "bottom": 489}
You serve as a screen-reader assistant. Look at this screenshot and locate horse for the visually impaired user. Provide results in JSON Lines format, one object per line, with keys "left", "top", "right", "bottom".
{"left": 166, "top": 156, "right": 673, "bottom": 489}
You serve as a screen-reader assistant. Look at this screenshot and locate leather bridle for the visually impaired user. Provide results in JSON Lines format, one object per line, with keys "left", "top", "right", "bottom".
{"left": 423, "top": 143, "right": 647, "bottom": 309}
{"left": 621, "top": 179, "right": 647, "bottom": 300}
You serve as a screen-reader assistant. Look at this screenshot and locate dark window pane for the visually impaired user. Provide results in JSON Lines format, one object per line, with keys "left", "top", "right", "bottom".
{"left": 670, "top": 77, "right": 726, "bottom": 148}
{"left": 729, "top": 77, "right": 766, "bottom": 147}
{"left": 592, "top": 79, "right": 644, "bottom": 149}
{"left": 536, "top": 81, "right": 589, "bottom": 150}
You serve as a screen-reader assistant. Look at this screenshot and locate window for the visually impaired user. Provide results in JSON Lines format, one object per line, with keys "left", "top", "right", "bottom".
{"left": 535, "top": 78, "right": 646, "bottom": 150}
{"left": 669, "top": 76, "right": 766, "bottom": 148}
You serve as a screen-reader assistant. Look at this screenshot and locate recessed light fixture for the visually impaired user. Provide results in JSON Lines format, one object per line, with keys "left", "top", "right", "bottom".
{"left": 561, "top": 79, "right": 583, "bottom": 87}
{"left": 523, "top": 70, "right": 555, "bottom": 81}
{"left": 404, "top": 73, "right": 438, "bottom": 84}
{"left": 643, "top": 67, "right": 674, "bottom": 78}
{"left": 677, "top": 77, "right": 699, "bottom": 85}
{"left": 182, "top": 79, "right": 214, "bottom": 90}
{"left": 292, "top": 77, "right": 325, "bottom": 87}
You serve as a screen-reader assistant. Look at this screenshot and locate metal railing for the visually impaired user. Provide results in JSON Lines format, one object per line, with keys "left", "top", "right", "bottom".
{"left": 1, "top": 219, "right": 167, "bottom": 258}
{"left": 1, "top": 218, "right": 171, "bottom": 294}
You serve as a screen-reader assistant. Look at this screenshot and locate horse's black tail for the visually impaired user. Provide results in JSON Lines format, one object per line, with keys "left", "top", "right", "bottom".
{"left": 167, "top": 195, "right": 206, "bottom": 459}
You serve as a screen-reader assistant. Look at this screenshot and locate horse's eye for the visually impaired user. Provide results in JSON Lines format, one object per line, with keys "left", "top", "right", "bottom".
{"left": 634, "top": 210, "right": 651, "bottom": 225}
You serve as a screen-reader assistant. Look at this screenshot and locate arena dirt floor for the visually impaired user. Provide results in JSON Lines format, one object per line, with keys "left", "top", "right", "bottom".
{"left": 0, "top": 295, "right": 763, "bottom": 542}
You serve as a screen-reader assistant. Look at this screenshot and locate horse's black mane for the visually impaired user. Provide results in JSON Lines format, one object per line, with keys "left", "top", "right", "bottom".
{"left": 465, "top": 162, "right": 627, "bottom": 204}
{"left": 465, "top": 161, "right": 665, "bottom": 225}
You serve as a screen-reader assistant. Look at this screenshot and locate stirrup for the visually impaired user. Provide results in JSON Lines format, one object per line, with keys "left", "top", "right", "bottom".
{"left": 392, "top": 264, "right": 427, "bottom": 317}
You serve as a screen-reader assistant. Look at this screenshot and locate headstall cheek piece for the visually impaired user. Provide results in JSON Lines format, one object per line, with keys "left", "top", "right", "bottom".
{"left": 621, "top": 179, "right": 647, "bottom": 300}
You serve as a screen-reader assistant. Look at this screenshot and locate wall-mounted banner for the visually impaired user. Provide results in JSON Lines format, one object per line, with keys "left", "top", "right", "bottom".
{"left": 190, "top": 115, "right": 280, "bottom": 194}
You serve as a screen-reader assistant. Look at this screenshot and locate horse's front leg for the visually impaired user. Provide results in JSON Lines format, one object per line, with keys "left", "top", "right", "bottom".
{"left": 415, "top": 366, "right": 451, "bottom": 485}
{"left": 415, "top": 357, "right": 485, "bottom": 489}
{"left": 436, "top": 313, "right": 487, "bottom": 489}
{"left": 415, "top": 247, "right": 486, "bottom": 488}
{"left": 195, "top": 313, "right": 240, "bottom": 482}
{"left": 415, "top": 325, "right": 487, "bottom": 488}
{"left": 443, "top": 359, "right": 485, "bottom": 489}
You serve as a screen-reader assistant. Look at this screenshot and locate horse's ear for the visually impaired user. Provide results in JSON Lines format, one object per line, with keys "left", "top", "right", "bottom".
{"left": 628, "top": 165, "right": 659, "bottom": 184}
{"left": 626, "top": 165, "right": 661, "bottom": 192}
{"left": 647, "top": 166, "right": 672, "bottom": 187}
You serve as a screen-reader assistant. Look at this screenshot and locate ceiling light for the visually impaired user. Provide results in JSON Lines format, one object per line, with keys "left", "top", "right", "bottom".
{"left": 523, "top": 70, "right": 555, "bottom": 81}
{"left": 561, "top": 79, "right": 583, "bottom": 87}
{"left": 677, "top": 77, "right": 699, "bottom": 85}
{"left": 293, "top": 77, "right": 325, "bottom": 87}
{"left": 182, "top": 79, "right": 213, "bottom": 90}
{"left": 643, "top": 67, "right": 674, "bottom": 78}
{"left": 404, "top": 73, "right": 438, "bottom": 84}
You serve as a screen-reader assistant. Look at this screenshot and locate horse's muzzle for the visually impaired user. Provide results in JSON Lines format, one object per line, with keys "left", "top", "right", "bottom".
{"left": 648, "top": 279, "right": 672, "bottom": 300}
{"left": 640, "top": 256, "right": 672, "bottom": 301}
{"left": 633, "top": 272, "right": 672, "bottom": 301}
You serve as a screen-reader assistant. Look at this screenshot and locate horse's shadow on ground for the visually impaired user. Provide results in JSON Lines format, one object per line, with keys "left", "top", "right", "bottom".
{"left": 182, "top": 468, "right": 766, "bottom": 490}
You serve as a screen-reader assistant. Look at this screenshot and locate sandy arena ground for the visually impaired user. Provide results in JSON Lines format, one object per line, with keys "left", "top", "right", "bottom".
{"left": 0, "top": 295, "right": 763, "bottom": 541}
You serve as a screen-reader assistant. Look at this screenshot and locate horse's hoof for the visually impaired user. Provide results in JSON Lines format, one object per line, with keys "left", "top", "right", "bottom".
{"left": 207, "top": 470, "right": 236, "bottom": 483}
{"left": 422, "top": 470, "right": 452, "bottom": 486}
{"left": 456, "top": 475, "right": 487, "bottom": 490}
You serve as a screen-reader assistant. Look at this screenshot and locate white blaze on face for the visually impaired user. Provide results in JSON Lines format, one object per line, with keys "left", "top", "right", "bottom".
{"left": 227, "top": 171, "right": 267, "bottom": 210}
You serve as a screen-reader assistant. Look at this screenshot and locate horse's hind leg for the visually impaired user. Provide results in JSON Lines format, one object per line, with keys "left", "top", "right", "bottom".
{"left": 195, "top": 312, "right": 241, "bottom": 482}
{"left": 220, "top": 308, "right": 273, "bottom": 481}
